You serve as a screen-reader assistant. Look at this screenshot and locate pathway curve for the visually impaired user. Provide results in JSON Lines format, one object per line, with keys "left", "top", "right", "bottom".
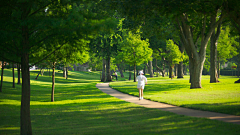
{"left": 96, "top": 83, "right": 240, "bottom": 125}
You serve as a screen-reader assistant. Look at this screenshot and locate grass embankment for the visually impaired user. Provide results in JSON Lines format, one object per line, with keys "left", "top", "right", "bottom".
{"left": 110, "top": 75, "right": 240, "bottom": 116}
{"left": 0, "top": 69, "right": 240, "bottom": 135}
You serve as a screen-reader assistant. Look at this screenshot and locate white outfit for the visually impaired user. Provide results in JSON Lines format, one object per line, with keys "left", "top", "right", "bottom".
{"left": 136, "top": 75, "right": 147, "bottom": 89}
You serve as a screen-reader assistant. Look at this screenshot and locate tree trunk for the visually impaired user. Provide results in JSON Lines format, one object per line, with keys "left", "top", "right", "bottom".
{"left": 169, "top": 66, "right": 173, "bottom": 79}
{"left": 106, "top": 57, "right": 111, "bottom": 82}
{"left": 148, "top": 60, "right": 154, "bottom": 77}
{"left": 0, "top": 61, "right": 5, "bottom": 92}
{"left": 12, "top": 63, "right": 15, "bottom": 88}
{"left": 21, "top": 53, "right": 32, "bottom": 135}
{"left": 162, "top": 57, "right": 166, "bottom": 77}
{"left": 217, "top": 57, "right": 220, "bottom": 78}
{"left": 129, "top": 65, "right": 131, "bottom": 80}
{"left": 63, "top": 65, "right": 66, "bottom": 77}
{"left": 51, "top": 62, "right": 55, "bottom": 102}
{"left": 17, "top": 63, "right": 21, "bottom": 84}
{"left": 134, "top": 63, "right": 136, "bottom": 82}
{"left": 66, "top": 67, "right": 68, "bottom": 79}
{"left": 143, "top": 63, "right": 146, "bottom": 75}
{"left": 189, "top": 58, "right": 203, "bottom": 88}
{"left": 155, "top": 59, "right": 158, "bottom": 77}
{"left": 35, "top": 68, "right": 42, "bottom": 80}
{"left": 177, "top": 40, "right": 184, "bottom": 78}
{"left": 174, "top": 64, "right": 177, "bottom": 77}
{"left": 177, "top": 62, "right": 184, "bottom": 78}
{"left": 17, "top": 64, "right": 21, "bottom": 84}
{"left": 117, "top": 64, "right": 124, "bottom": 77}
{"left": 101, "top": 58, "right": 106, "bottom": 82}
{"left": 210, "top": 19, "right": 221, "bottom": 83}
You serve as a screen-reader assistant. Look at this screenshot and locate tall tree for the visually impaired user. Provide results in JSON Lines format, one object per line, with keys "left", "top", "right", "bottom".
{"left": 118, "top": 31, "right": 152, "bottom": 82}
{"left": 0, "top": 0, "right": 117, "bottom": 134}
{"left": 165, "top": 39, "right": 183, "bottom": 79}
{"left": 217, "top": 26, "right": 239, "bottom": 77}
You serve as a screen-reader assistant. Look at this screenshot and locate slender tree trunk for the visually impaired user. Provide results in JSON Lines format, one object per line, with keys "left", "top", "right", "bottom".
{"left": 101, "top": 58, "right": 106, "bottom": 82}
{"left": 162, "top": 57, "right": 166, "bottom": 77}
{"left": 134, "top": 63, "right": 136, "bottom": 82}
{"left": 155, "top": 59, "right": 158, "bottom": 77}
{"left": 144, "top": 62, "right": 146, "bottom": 75}
{"left": 189, "top": 59, "right": 193, "bottom": 83}
{"left": 210, "top": 20, "right": 221, "bottom": 83}
{"left": 177, "top": 40, "right": 184, "bottom": 78}
{"left": 51, "top": 62, "right": 55, "bottom": 102}
{"left": 21, "top": 53, "right": 32, "bottom": 135}
{"left": 35, "top": 68, "right": 42, "bottom": 80}
{"left": 106, "top": 57, "right": 111, "bottom": 82}
{"left": 217, "top": 57, "right": 220, "bottom": 78}
{"left": 66, "top": 67, "right": 68, "bottom": 80}
{"left": 148, "top": 60, "right": 154, "bottom": 77}
{"left": 129, "top": 65, "right": 131, "bottom": 80}
{"left": 63, "top": 65, "right": 66, "bottom": 78}
{"left": 0, "top": 61, "right": 5, "bottom": 92}
{"left": 169, "top": 66, "right": 173, "bottom": 79}
{"left": 174, "top": 64, "right": 177, "bottom": 77}
{"left": 12, "top": 63, "right": 15, "bottom": 88}
{"left": 17, "top": 63, "right": 21, "bottom": 84}
{"left": 117, "top": 64, "right": 124, "bottom": 77}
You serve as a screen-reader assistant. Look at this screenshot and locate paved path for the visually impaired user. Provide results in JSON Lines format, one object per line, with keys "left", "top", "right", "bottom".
{"left": 96, "top": 83, "right": 240, "bottom": 125}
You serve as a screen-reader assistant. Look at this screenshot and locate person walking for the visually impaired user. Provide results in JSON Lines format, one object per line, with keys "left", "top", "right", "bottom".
{"left": 114, "top": 71, "right": 118, "bottom": 81}
{"left": 136, "top": 71, "right": 147, "bottom": 100}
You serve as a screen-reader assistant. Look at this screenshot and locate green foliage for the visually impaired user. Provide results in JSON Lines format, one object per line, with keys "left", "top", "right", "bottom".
{"left": 165, "top": 39, "right": 183, "bottom": 67}
{"left": 218, "top": 26, "right": 239, "bottom": 62}
{"left": 117, "top": 31, "right": 153, "bottom": 66}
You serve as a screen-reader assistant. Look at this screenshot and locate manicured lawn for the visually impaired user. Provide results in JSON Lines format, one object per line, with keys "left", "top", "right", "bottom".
{"left": 0, "top": 69, "right": 240, "bottom": 134}
{"left": 110, "top": 75, "right": 240, "bottom": 116}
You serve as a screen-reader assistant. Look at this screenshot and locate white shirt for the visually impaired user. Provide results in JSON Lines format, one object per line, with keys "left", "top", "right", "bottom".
{"left": 136, "top": 75, "right": 147, "bottom": 88}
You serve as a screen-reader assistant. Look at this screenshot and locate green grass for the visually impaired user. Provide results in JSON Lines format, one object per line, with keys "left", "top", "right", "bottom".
{"left": 110, "top": 75, "right": 240, "bottom": 116}
{"left": 0, "top": 69, "right": 240, "bottom": 135}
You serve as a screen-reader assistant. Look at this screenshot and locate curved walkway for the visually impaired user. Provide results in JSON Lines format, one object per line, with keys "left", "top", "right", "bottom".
{"left": 96, "top": 83, "right": 240, "bottom": 125}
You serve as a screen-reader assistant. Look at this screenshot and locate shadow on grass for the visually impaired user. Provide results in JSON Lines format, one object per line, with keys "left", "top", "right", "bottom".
{"left": 29, "top": 105, "right": 240, "bottom": 135}
{"left": 181, "top": 102, "right": 240, "bottom": 116}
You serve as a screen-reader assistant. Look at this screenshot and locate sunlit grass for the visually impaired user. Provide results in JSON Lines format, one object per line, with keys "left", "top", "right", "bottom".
{"left": 0, "top": 69, "right": 240, "bottom": 135}
{"left": 110, "top": 75, "right": 240, "bottom": 115}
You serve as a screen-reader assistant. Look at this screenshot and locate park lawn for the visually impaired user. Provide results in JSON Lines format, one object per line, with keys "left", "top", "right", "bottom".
{"left": 0, "top": 69, "right": 240, "bottom": 135}
{"left": 110, "top": 75, "right": 240, "bottom": 116}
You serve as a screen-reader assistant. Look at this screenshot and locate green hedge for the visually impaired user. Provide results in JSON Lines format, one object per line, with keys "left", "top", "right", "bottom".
{"left": 220, "top": 70, "right": 239, "bottom": 76}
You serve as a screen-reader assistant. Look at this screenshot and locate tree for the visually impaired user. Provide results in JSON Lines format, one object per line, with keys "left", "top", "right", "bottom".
{"left": 0, "top": 0, "right": 117, "bottom": 134}
{"left": 118, "top": 31, "right": 152, "bottom": 82}
{"left": 165, "top": 39, "right": 183, "bottom": 79}
{"left": 106, "top": 0, "right": 226, "bottom": 88}
{"left": 210, "top": 20, "right": 222, "bottom": 83}
{"left": 217, "top": 26, "right": 239, "bottom": 77}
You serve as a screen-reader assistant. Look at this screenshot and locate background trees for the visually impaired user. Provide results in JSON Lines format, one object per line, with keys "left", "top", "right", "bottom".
{"left": 118, "top": 31, "right": 152, "bottom": 82}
